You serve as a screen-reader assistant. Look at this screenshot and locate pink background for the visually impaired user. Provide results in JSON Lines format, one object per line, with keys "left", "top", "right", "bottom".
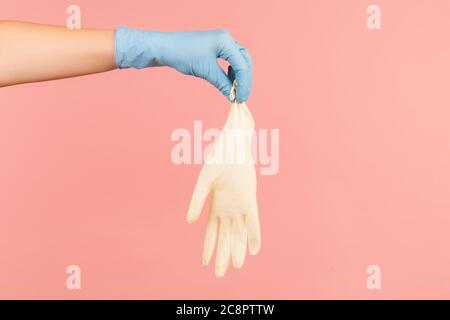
{"left": 1, "top": 0, "right": 450, "bottom": 299}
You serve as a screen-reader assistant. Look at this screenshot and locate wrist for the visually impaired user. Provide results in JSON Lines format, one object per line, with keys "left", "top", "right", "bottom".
{"left": 114, "top": 26, "right": 168, "bottom": 69}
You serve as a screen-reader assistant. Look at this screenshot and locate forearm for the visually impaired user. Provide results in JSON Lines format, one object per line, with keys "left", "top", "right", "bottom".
{"left": 0, "top": 21, "right": 116, "bottom": 87}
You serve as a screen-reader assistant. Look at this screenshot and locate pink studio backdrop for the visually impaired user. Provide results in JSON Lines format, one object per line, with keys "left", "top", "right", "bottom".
{"left": 1, "top": 0, "right": 450, "bottom": 299}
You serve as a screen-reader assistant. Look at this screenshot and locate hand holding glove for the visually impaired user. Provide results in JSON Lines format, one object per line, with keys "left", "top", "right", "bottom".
{"left": 115, "top": 26, "right": 253, "bottom": 102}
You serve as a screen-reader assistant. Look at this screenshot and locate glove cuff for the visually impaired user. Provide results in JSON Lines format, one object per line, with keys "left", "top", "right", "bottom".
{"left": 114, "top": 26, "right": 163, "bottom": 69}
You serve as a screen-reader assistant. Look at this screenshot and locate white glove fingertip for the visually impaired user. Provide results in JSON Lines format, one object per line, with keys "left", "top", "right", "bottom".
{"left": 248, "top": 238, "right": 261, "bottom": 256}
{"left": 186, "top": 212, "right": 198, "bottom": 224}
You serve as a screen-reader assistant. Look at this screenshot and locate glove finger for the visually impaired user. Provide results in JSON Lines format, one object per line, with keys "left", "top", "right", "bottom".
{"left": 235, "top": 47, "right": 253, "bottom": 103}
{"left": 205, "top": 62, "right": 233, "bottom": 100}
{"left": 215, "top": 217, "right": 231, "bottom": 277}
{"left": 231, "top": 215, "right": 247, "bottom": 269}
{"left": 239, "top": 47, "right": 253, "bottom": 73}
{"left": 186, "top": 169, "right": 211, "bottom": 223}
{"left": 218, "top": 41, "right": 252, "bottom": 103}
{"left": 202, "top": 214, "right": 219, "bottom": 266}
{"left": 246, "top": 208, "right": 261, "bottom": 256}
{"left": 227, "top": 47, "right": 253, "bottom": 82}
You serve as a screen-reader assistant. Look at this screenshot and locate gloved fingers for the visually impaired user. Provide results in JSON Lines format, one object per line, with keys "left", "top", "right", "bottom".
{"left": 246, "top": 208, "right": 261, "bottom": 256}
{"left": 186, "top": 177, "right": 210, "bottom": 224}
{"left": 204, "top": 61, "right": 233, "bottom": 100}
{"left": 237, "top": 47, "right": 253, "bottom": 102}
{"left": 202, "top": 214, "right": 219, "bottom": 266}
{"left": 215, "top": 217, "right": 231, "bottom": 277}
{"left": 227, "top": 47, "right": 252, "bottom": 78}
{"left": 218, "top": 40, "right": 252, "bottom": 103}
{"left": 231, "top": 215, "right": 247, "bottom": 269}
{"left": 239, "top": 47, "right": 253, "bottom": 69}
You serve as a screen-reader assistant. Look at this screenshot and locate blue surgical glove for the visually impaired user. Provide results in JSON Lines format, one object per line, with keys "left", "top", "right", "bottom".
{"left": 114, "top": 26, "right": 253, "bottom": 102}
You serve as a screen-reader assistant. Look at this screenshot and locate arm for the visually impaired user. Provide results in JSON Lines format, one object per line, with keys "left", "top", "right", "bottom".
{"left": 0, "top": 21, "right": 115, "bottom": 87}
{"left": 0, "top": 21, "right": 253, "bottom": 102}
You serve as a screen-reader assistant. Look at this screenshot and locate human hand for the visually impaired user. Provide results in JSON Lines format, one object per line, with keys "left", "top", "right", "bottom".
{"left": 186, "top": 101, "right": 261, "bottom": 277}
{"left": 115, "top": 26, "right": 253, "bottom": 102}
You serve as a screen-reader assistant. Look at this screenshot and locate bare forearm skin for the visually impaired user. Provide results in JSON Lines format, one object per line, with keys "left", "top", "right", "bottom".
{"left": 0, "top": 21, "right": 116, "bottom": 87}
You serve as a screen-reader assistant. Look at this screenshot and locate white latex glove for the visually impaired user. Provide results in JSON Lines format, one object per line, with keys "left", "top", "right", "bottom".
{"left": 187, "top": 98, "right": 261, "bottom": 277}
